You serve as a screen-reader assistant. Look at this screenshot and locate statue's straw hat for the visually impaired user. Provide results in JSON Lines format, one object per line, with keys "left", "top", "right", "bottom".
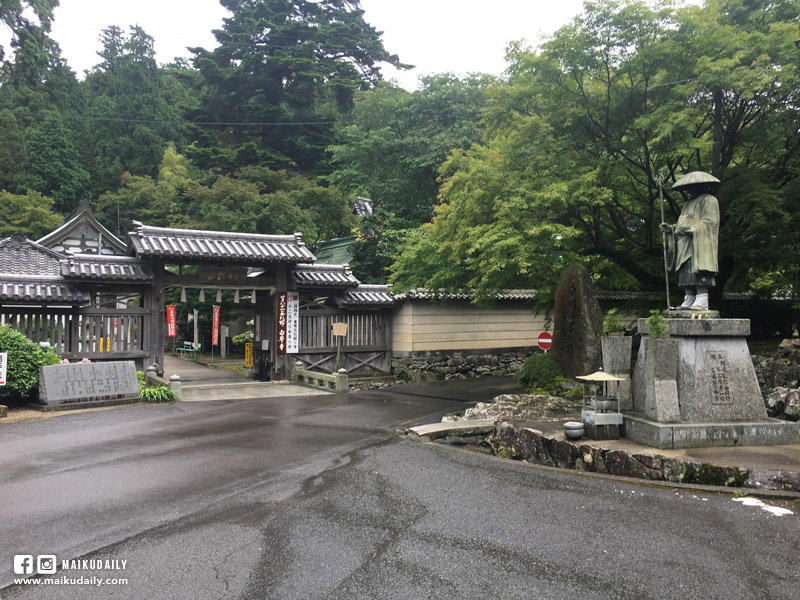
{"left": 671, "top": 171, "right": 721, "bottom": 190}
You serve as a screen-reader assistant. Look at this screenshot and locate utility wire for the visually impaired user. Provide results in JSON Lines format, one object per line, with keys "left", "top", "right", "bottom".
{"left": 0, "top": 75, "right": 709, "bottom": 129}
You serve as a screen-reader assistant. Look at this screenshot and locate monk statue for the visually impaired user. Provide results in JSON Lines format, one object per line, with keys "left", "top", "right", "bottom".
{"left": 659, "top": 171, "right": 720, "bottom": 311}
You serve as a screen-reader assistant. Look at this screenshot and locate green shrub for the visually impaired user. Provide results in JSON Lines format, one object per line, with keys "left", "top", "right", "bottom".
{"left": 515, "top": 353, "right": 564, "bottom": 393}
{"left": 0, "top": 325, "right": 61, "bottom": 405}
{"left": 232, "top": 331, "right": 253, "bottom": 345}
{"left": 137, "top": 370, "right": 177, "bottom": 403}
{"left": 139, "top": 385, "right": 177, "bottom": 403}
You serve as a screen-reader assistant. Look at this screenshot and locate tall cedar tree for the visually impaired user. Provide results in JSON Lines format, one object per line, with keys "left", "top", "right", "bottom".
{"left": 187, "top": 0, "right": 405, "bottom": 173}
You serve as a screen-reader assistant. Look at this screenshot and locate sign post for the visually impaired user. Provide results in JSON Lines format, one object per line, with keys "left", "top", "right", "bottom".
{"left": 332, "top": 322, "right": 348, "bottom": 371}
{"left": 537, "top": 331, "right": 553, "bottom": 353}
{"left": 0, "top": 352, "right": 7, "bottom": 386}
{"left": 244, "top": 343, "right": 253, "bottom": 370}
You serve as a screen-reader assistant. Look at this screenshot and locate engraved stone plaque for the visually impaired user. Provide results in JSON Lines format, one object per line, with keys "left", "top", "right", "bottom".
{"left": 706, "top": 350, "right": 733, "bottom": 405}
{"left": 39, "top": 361, "right": 139, "bottom": 406}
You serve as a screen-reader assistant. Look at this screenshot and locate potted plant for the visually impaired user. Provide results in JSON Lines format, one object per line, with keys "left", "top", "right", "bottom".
{"left": 602, "top": 308, "right": 626, "bottom": 336}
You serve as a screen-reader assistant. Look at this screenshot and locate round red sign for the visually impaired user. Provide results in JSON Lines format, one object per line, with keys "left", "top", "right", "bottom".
{"left": 537, "top": 332, "right": 553, "bottom": 350}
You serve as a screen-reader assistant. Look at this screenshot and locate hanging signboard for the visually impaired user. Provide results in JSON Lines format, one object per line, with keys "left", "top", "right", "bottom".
{"left": 277, "top": 292, "right": 287, "bottom": 354}
{"left": 211, "top": 305, "right": 220, "bottom": 346}
{"left": 0, "top": 352, "right": 7, "bottom": 386}
{"left": 166, "top": 305, "right": 177, "bottom": 338}
{"left": 286, "top": 292, "right": 299, "bottom": 354}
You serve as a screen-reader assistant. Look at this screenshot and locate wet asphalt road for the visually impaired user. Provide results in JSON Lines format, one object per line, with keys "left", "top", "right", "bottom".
{"left": 1, "top": 378, "right": 799, "bottom": 600}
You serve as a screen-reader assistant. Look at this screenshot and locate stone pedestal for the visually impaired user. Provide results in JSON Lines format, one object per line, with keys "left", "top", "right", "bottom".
{"left": 601, "top": 335, "right": 633, "bottom": 410}
{"left": 627, "top": 318, "right": 800, "bottom": 449}
{"left": 581, "top": 410, "right": 623, "bottom": 440}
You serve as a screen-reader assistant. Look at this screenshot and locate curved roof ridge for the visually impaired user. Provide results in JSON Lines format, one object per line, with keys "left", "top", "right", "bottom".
{"left": 131, "top": 222, "right": 304, "bottom": 244}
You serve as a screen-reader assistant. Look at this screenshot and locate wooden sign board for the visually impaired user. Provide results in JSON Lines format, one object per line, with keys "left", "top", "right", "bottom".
{"left": 332, "top": 322, "right": 348, "bottom": 337}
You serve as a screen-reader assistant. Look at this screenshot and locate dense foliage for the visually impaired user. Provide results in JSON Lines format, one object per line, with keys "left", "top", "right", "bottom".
{"left": 390, "top": 0, "right": 800, "bottom": 303}
{"left": 0, "top": 325, "right": 62, "bottom": 405}
{"left": 0, "top": 0, "right": 796, "bottom": 304}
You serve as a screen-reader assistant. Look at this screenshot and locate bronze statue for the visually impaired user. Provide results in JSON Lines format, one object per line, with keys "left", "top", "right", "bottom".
{"left": 659, "top": 171, "right": 720, "bottom": 310}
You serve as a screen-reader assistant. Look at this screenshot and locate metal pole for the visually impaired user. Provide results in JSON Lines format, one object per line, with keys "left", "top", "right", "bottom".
{"left": 658, "top": 177, "right": 671, "bottom": 309}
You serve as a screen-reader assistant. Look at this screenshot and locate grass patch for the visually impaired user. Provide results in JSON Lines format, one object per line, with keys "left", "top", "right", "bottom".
{"left": 214, "top": 364, "right": 249, "bottom": 378}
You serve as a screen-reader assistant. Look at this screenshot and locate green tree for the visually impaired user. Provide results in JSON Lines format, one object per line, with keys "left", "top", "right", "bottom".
{"left": 0, "top": 190, "right": 62, "bottom": 239}
{"left": 330, "top": 74, "right": 491, "bottom": 281}
{"left": 187, "top": 0, "right": 405, "bottom": 172}
{"left": 82, "top": 26, "right": 187, "bottom": 196}
{"left": 391, "top": 0, "right": 800, "bottom": 302}
{"left": 19, "top": 116, "right": 90, "bottom": 213}
{"left": 182, "top": 165, "right": 355, "bottom": 244}
{"left": 95, "top": 146, "right": 195, "bottom": 233}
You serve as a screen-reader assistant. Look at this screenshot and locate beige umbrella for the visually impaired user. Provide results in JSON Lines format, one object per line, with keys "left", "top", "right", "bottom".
{"left": 576, "top": 370, "right": 626, "bottom": 412}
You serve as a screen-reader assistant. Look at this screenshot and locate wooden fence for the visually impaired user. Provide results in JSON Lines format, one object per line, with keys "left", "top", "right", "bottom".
{"left": 1, "top": 306, "right": 149, "bottom": 364}
{"left": 293, "top": 308, "right": 391, "bottom": 376}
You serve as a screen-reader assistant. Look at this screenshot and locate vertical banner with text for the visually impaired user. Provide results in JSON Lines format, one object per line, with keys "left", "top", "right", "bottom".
{"left": 286, "top": 292, "right": 299, "bottom": 354}
{"left": 212, "top": 305, "right": 220, "bottom": 346}
{"left": 193, "top": 309, "right": 199, "bottom": 351}
{"left": 277, "top": 292, "right": 287, "bottom": 354}
{"left": 166, "top": 305, "right": 177, "bottom": 338}
{"left": 0, "top": 352, "right": 7, "bottom": 386}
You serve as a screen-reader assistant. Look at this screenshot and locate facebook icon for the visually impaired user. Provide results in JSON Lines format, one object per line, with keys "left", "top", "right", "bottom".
{"left": 14, "top": 555, "right": 34, "bottom": 575}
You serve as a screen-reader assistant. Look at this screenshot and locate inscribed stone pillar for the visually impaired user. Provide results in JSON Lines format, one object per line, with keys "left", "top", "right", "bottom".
{"left": 550, "top": 264, "right": 603, "bottom": 378}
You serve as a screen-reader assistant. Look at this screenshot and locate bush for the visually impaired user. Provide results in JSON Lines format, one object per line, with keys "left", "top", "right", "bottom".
{"left": 0, "top": 325, "right": 61, "bottom": 405}
{"left": 137, "top": 370, "right": 178, "bottom": 403}
{"left": 515, "top": 352, "right": 564, "bottom": 393}
{"left": 139, "top": 385, "right": 177, "bottom": 403}
{"left": 232, "top": 331, "right": 253, "bottom": 345}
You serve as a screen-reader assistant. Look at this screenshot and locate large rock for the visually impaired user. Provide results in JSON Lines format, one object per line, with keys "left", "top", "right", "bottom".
{"left": 765, "top": 387, "right": 800, "bottom": 421}
{"left": 550, "top": 264, "right": 603, "bottom": 378}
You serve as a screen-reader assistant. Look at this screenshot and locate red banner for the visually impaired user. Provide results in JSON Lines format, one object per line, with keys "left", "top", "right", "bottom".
{"left": 166, "top": 305, "right": 177, "bottom": 337}
{"left": 277, "top": 292, "right": 287, "bottom": 354}
{"left": 212, "top": 305, "right": 220, "bottom": 346}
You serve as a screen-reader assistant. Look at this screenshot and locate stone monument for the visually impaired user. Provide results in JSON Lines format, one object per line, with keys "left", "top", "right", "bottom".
{"left": 38, "top": 361, "right": 140, "bottom": 409}
{"left": 551, "top": 264, "right": 603, "bottom": 378}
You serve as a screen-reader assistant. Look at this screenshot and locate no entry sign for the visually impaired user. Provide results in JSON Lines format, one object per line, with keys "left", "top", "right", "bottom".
{"left": 537, "top": 332, "right": 553, "bottom": 351}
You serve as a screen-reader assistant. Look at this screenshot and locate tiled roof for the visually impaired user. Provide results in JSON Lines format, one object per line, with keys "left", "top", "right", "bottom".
{"left": 314, "top": 235, "right": 356, "bottom": 265}
{"left": 333, "top": 284, "right": 396, "bottom": 306}
{"left": 128, "top": 222, "right": 316, "bottom": 264}
{"left": 293, "top": 264, "right": 360, "bottom": 288}
{"left": 61, "top": 254, "right": 153, "bottom": 281}
{"left": 37, "top": 201, "right": 127, "bottom": 256}
{"left": 0, "top": 234, "right": 64, "bottom": 277}
{"left": 395, "top": 288, "right": 538, "bottom": 301}
{"left": 595, "top": 290, "right": 660, "bottom": 301}
{"left": 0, "top": 275, "right": 90, "bottom": 303}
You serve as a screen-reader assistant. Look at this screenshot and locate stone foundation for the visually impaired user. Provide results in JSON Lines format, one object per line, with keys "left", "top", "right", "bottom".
{"left": 490, "top": 422, "right": 799, "bottom": 492}
{"left": 391, "top": 351, "right": 528, "bottom": 382}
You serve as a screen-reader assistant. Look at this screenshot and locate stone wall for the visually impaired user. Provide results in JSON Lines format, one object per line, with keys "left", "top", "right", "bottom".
{"left": 391, "top": 350, "right": 530, "bottom": 382}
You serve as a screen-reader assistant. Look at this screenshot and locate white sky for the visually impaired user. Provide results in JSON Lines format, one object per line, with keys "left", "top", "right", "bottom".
{"left": 44, "top": 0, "right": 587, "bottom": 89}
